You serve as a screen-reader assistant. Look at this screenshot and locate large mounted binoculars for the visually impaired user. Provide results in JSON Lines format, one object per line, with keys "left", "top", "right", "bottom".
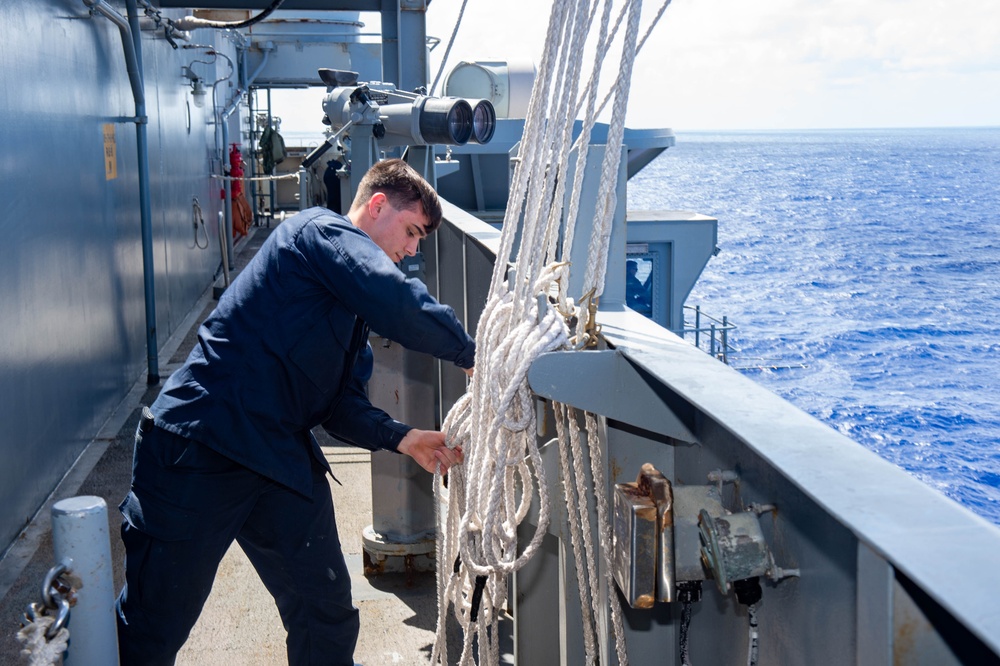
{"left": 319, "top": 68, "right": 495, "bottom": 148}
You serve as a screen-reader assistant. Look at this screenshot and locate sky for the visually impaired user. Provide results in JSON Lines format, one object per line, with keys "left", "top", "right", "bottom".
{"left": 272, "top": 0, "right": 1000, "bottom": 132}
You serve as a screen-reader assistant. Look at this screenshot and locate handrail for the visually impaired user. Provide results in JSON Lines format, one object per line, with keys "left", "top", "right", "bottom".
{"left": 678, "top": 304, "right": 738, "bottom": 364}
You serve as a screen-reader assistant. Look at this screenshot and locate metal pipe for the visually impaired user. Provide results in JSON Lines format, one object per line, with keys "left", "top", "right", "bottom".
{"left": 694, "top": 305, "right": 701, "bottom": 349}
{"left": 268, "top": 88, "right": 276, "bottom": 223}
{"left": 83, "top": 1, "right": 142, "bottom": 103}
{"left": 83, "top": 0, "right": 159, "bottom": 384}
{"left": 248, "top": 42, "right": 272, "bottom": 84}
{"left": 218, "top": 212, "right": 231, "bottom": 288}
{"left": 722, "top": 315, "right": 729, "bottom": 365}
{"left": 299, "top": 166, "right": 308, "bottom": 211}
{"left": 199, "top": 47, "right": 240, "bottom": 270}
{"left": 220, "top": 93, "right": 243, "bottom": 269}
{"left": 51, "top": 497, "right": 118, "bottom": 666}
{"left": 245, "top": 45, "right": 271, "bottom": 227}
{"left": 221, "top": 120, "right": 234, "bottom": 269}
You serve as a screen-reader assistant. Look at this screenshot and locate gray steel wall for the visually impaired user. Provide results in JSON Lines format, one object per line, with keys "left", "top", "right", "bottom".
{"left": 0, "top": 1, "right": 237, "bottom": 551}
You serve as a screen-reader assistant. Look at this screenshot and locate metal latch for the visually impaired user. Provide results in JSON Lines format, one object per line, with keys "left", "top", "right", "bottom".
{"left": 612, "top": 463, "right": 674, "bottom": 608}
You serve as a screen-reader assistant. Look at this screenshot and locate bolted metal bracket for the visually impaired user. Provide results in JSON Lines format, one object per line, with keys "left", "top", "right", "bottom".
{"left": 612, "top": 463, "right": 675, "bottom": 608}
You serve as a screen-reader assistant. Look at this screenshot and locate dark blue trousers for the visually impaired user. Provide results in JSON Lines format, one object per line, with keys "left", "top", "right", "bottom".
{"left": 116, "top": 419, "right": 359, "bottom": 665}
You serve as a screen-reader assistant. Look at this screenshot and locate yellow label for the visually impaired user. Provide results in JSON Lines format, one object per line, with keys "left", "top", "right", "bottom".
{"left": 103, "top": 124, "right": 117, "bottom": 180}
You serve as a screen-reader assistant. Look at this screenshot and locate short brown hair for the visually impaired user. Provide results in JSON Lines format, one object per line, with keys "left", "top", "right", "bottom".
{"left": 352, "top": 158, "right": 443, "bottom": 232}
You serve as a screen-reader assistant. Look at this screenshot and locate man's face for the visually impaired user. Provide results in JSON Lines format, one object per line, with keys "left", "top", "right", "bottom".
{"left": 365, "top": 194, "right": 429, "bottom": 263}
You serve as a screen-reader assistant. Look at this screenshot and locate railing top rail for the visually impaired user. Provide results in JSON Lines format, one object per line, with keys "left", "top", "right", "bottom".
{"left": 683, "top": 304, "right": 733, "bottom": 327}
{"left": 440, "top": 199, "right": 502, "bottom": 257}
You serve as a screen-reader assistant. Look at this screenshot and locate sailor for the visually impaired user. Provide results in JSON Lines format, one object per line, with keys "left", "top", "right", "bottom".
{"left": 115, "top": 158, "right": 475, "bottom": 666}
{"left": 626, "top": 259, "right": 651, "bottom": 316}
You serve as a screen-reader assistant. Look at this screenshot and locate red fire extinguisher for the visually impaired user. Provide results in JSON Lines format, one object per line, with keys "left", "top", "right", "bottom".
{"left": 223, "top": 143, "right": 244, "bottom": 199}
{"left": 224, "top": 144, "right": 252, "bottom": 237}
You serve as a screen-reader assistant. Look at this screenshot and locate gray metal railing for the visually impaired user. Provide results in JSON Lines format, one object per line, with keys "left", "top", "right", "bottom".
{"left": 431, "top": 198, "right": 1000, "bottom": 664}
{"left": 679, "top": 304, "right": 737, "bottom": 364}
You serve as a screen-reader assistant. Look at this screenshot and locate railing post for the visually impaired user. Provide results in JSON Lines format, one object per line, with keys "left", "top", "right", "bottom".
{"left": 695, "top": 305, "right": 702, "bottom": 350}
{"left": 722, "top": 315, "right": 729, "bottom": 365}
{"left": 51, "top": 496, "right": 119, "bottom": 665}
{"left": 298, "top": 166, "right": 308, "bottom": 211}
{"left": 710, "top": 322, "right": 717, "bottom": 359}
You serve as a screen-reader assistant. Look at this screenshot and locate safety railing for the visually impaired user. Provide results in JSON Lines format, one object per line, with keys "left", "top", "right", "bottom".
{"left": 678, "top": 305, "right": 738, "bottom": 365}
{"left": 425, "top": 197, "right": 1000, "bottom": 665}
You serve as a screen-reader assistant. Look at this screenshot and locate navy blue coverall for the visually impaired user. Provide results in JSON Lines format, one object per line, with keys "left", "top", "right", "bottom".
{"left": 115, "top": 207, "right": 475, "bottom": 665}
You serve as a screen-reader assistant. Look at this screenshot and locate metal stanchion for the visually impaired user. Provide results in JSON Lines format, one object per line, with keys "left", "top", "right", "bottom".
{"left": 299, "top": 166, "right": 308, "bottom": 211}
{"left": 51, "top": 496, "right": 119, "bottom": 665}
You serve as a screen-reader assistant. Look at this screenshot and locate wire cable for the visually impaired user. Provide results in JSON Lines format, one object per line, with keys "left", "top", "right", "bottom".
{"left": 429, "top": 0, "right": 470, "bottom": 95}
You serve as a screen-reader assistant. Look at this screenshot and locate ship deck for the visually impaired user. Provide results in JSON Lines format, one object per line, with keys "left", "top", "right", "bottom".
{"left": 0, "top": 222, "right": 477, "bottom": 664}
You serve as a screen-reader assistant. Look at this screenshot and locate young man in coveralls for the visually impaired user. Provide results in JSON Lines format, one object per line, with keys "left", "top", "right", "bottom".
{"left": 115, "top": 159, "right": 475, "bottom": 665}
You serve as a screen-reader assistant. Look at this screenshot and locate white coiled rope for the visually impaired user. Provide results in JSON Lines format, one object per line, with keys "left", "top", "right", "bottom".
{"left": 16, "top": 617, "right": 69, "bottom": 666}
{"left": 433, "top": 0, "right": 671, "bottom": 663}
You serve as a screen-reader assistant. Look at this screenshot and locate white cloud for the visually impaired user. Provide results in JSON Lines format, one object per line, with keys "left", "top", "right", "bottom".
{"left": 275, "top": 0, "right": 1000, "bottom": 132}
{"left": 631, "top": 0, "right": 1000, "bottom": 128}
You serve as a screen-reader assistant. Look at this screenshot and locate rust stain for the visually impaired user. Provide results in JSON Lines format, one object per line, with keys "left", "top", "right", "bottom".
{"left": 636, "top": 506, "right": 658, "bottom": 520}
{"left": 404, "top": 554, "right": 417, "bottom": 587}
{"left": 894, "top": 616, "right": 918, "bottom": 666}
{"left": 362, "top": 550, "right": 384, "bottom": 577}
{"left": 633, "top": 593, "right": 655, "bottom": 609}
{"left": 610, "top": 457, "right": 622, "bottom": 482}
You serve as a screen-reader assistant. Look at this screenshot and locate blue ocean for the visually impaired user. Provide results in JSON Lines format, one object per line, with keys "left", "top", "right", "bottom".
{"left": 628, "top": 127, "right": 1000, "bottom": 525}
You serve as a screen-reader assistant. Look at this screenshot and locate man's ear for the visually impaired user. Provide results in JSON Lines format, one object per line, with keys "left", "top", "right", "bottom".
{"left": 367, "top": 192, "right": 388, "bottom": 218}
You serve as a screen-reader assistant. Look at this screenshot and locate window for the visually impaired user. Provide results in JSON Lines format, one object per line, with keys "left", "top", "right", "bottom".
{"left": 625, "top": 256, "right": 654, "bottom": 318}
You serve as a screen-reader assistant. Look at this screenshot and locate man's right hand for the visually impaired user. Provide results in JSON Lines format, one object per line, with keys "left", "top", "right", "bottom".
{"left": 397, "top": 428, "right": 463, "bottom": 474}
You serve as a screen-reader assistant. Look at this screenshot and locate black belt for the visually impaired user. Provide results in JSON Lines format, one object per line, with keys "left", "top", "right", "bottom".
{"left": 139, "top": 406, "right": 156, "bottom": 434}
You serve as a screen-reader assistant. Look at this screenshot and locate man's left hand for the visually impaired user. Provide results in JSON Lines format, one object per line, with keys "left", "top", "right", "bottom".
{"left": 397, "top": 429, "right": 463, "bottom": 474}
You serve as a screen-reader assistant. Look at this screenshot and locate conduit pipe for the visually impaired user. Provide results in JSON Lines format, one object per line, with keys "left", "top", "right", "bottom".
{"left": 220, "top": 93, "right": 243, "bottom": 269}
{"left": 248, "top": 42, "right": 273, "bottom": 86}
{"left": 245, "top": 45, "right": 273, "bottom": 229}
{"left": 83, "top": 0, "right": 159, "bottom": 384}
{"left": 196, "top": 47, "right": 239, "bottom": 270}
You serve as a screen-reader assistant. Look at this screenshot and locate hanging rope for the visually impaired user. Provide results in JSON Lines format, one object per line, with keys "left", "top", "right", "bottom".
{"left": 433, "top": 0, "right": 671, "bottom": 663}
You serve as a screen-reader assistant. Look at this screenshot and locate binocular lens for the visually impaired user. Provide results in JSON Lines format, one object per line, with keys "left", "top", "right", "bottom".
{"left": 470, "top": 100, "right": 496, "bottom": 144}
{"left": 419, "top": 98, "right": 474, "bottom": 145}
